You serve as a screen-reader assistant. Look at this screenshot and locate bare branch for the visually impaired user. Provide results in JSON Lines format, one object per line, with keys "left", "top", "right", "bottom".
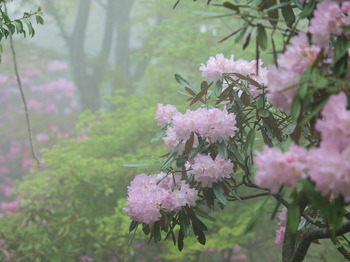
{"left": 4, "top": 4, "right": 39, "bottom": 166}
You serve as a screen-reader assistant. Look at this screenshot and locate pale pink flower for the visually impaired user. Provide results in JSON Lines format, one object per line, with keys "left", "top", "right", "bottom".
{"left": 254, "top": 144, "right": 308, "bottom": 193}
{"left": 186, "top": 154, "right": 234, "bottom": 187}
{"left": 200, "top": 54, "right": 235, "bottom": 82}
{"left": 1, "top": 199, "right": 21, "bottom": 215}
{"left": 275, "top": 207, "right": 287, "bottom": 249}
{"left": 36, "top": 133, "right": 49, "bottom": 143}
{"left": 155, "top": 104, "right": 179, "bottom": 128}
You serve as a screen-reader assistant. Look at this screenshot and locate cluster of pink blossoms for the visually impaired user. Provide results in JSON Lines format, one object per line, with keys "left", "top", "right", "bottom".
{"left": 308, "top": 92, "right": 350, "bottom": 201}
{"left": 199, "top": 54, "right": 267, "bottom": 97}
{"left": 266, "top": 1, "right": 350, "bottom": 112}
{"left": 124, "top": 173, "right": 199, "bottom": 224}
{"left": 156, "top": 104, "right": 237, "bottom": 154}
{"left": 254, "top": 143, "right": 308, "bottom": 193}
{"left": 186, "top": 154, "right": 234, "bottom": 188}
{"left": 255, "top": 92, "right": 350, "bottom": 201}
{"left": 275, "top": 208, "right": 287, "bottom": 249}
{"left": 308, "top": 0, "right": 350, "bottom": 48}
{"left": 266, "top": 33, "right": 320, "bottom": 112}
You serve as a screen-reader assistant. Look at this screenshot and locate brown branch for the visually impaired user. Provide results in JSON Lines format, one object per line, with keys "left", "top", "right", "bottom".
{"left": 4, "top": 4, "right": 39, "bottom": 166}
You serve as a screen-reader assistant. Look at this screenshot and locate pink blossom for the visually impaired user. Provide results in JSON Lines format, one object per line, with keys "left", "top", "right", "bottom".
{"left": 0, "top": 74, "right": 8, "bottom": 84}
{"left": 315, "top": 92, "right": 350, "bottom": 151}
{"left": 27, "top": 99, "right": 43, "bottom": 113}
{"left": 254, "top": 144, "right": 308, "bottom": 193}
{"left": 124, "top": 173, "right": 199, "bottom": 224}
{"left": 1, "top": 199, "right": 21, "bottom": 215}
{"left": 25, "top": 69, "right": 41, "bottom": 78}
{"left": 36, "top": 133, "right": 49, "bottom": 143}
{"left": 186, "top": 154, "right": 234, "bottom": 187}
{"left": 155, "top": 104, "right": 179, "bottom": 128}
{"left": 200, "top": 54, "right": 235, "bottom": 82}
{"left": 308, "top": 0, "right": 343, "bottom": 47}
{"left": 275, "top": 207, "right": 287, "bottom": 249}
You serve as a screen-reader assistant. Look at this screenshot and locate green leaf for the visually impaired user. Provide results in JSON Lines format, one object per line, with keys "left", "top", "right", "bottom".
{"left": 243, "top": 128, "right": 256, "bottom": 157}
{"left": 153, "top": 221, "right": 161, "bottom": 243}
{"left": 300, "top": 0, "right": 316, "bottom": 18}
{"left": 192, "top": 223, "right": 206, "bottom": 245}
{"left": 151, "top": 127, "right": 167, "bottom": 143}
{"left": 174, "top": 73, "right": 193, "bottom": 89}
{"left": 217, "top": 141, "right": 228, "bottom": 160}
{"left": 215, "top": 81, "right": 223, "bottom": 97}
{"left": 35, "top": 15, "right": 44, "bottom": 25}
{"left": 193, "top": 207, "right": 216, "bottom": 222}
{"left": 178, "top": 229, "right": 184, "bottom": 251}
{"left": 286, "top": 201, "right": 300, "bottom": 234}
{"left": 213, "top": 183, "right": 228, "bottom": 206}
{"left": 13, "top": 20, "right": 23, "bottom": 33}
{"left": 189, "top": 214, "right": 208, "bottom": 231}
{"left": 235, "top": 27, "right": 247, "bottom": 43}
{"left": 298, "top": 67, "right": 311, "bottom": 98}
{"left": 179, "top": 210, "right": 190, "bottom": 236}
{"left": 290, "top": 96, "right": 301, "bottom": 121}
{"left": 280, "top": 0, "right": 295, "bottom": 28}
{"left": 227, "top": 141, "right": 244, "bottom": 164}
{"left": 257, "top": 24, "right": 268, "bottom": 50}
{"left": 266, "top": 0, "right": 279, "bottom": 27}
{"left": 161, "top": 141, "right": 181, "bottom": 170}
{"left": 129, "top": 220, "right": 139, "bottom": 232}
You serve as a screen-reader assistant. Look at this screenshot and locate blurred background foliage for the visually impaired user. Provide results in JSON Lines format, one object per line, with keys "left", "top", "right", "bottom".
{"left": 0, "top": 0, "right": 345, "bottom": 261}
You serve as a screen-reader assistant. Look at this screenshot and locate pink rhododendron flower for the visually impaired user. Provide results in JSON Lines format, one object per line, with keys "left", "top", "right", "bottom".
{"left": 275, "top": 207, "right": 287, "bottom": 249}
{"left": 36, "top": 133, "right": 49, "bottom": 143}
{"left": 254, "top": 143, "right": 308, "bottom": 193}
{"left": 124, "top": 173, "right": 199, "bottom": 224}
{"left": 200, "top": 54, "right": 235, "bottom": 82}
{"left": 266, "top": 33, "right": 320, "bottom": 112}
{"left": 155, "top": 104, "right": 179, "bottom": 128}
{"left": 1, "top": 199, "right": 21, "bottom": 215}
{"left": 308, "top": 0, "right": 343, "bottom": 47}
{"left": 186, "top": 154, "right": 234, "bottom": 187}
{"left": 315, "top": 92, "right": 350, "bottom": 151}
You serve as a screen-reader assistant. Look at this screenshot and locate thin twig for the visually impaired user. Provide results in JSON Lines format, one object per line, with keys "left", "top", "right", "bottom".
{"left": 5, "top": 4, "right": 40, "bottom": 166}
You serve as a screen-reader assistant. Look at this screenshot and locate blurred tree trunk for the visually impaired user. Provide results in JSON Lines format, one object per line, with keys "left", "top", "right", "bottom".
{"left": 46, "top": 0, "right": 145, "bottom": 111}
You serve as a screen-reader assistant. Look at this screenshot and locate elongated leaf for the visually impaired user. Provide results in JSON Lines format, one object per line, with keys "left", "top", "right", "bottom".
{"left": 193, "top": 207, "right": 216, "bottom": 222}
{"left": 243, "top": 128, "right": 256, "bottom": 157}
{"left": 153, "top": 221, "right": 161, "bottom": 243}
{"left": 290, "top": 96, "right": 301, "bottom": 121}
{"left": 286, "top": 201, "right": 300, "bottom": 234}
{"left": 175, "top": 74, "right": 193, "bottom": 89}
{"left": 280, "top": 0, "right": 295, "bottom": 28}
{"left": 227, "top": 141, "right": 244, "bottom": 164}
{"left": 257, "top": 24, "right": 267, "bottom": 50}
{"left": 217, "top": 141, "right": 228, "bottom": 160}
{"left": 179, "top": 210, "right": 190, "bottom": 236}
{"left": 213, "top": 183, "right": 228, "bottom": 206}
{"left": 243, "top": 32, "right": 251, "bottom": 50}
{"left": 129, "top": 220, "right": 139, "bottom": 232}
{"left": 190, "top": 82, "right": 209, "bottom": 105}
{"left": 189, "top": 214, "right": 208, "bottom": 231}
{"left": 151, "top": 127, "right": 167, "bottom": 143}
{"left": 192, "top": 223, "right": 206, "bottom": 245}
{"left": 223, "top": 2, "right": 240, "bottom": 13}
{"left": 215, "top": 81, "right": 223, "bottom": 97}
{"left": 178, "top": 229, "right": 184, "bottom": 251}
{"left": 123, "top": 163, "right": 154, "bottom": 168}
{"left": 266, "top": 0, "right": 279, "bottom": 27}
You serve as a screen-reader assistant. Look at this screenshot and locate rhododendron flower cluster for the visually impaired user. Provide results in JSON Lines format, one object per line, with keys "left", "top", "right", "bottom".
{"left": 308, "top": 92, "right": 350, "bottom": 201}
{"left": 266, "top": 33, "right": 320, "bottom": 111}
{"left": 156, "top": 105, "right": 237, "bottom": 154}
{"left": 124, "top": 173, "right": 199, "bottom": 224}
{"left": 256, "top": 92, "right": 350, "bottom": 201}
{"left": 275, "top": 208, "right": 287, "bottom": 249}
{"left": 308, "top": 0, "right": 350, "bottom": 48}
{"left": 186, "top": 154, "right": 234, "bottom": 187}
{"left": 199, "top": 54, "right": 267, "bottom": 97}
{"left": 254, "top": 143, "right": 308, "bottom": 193}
